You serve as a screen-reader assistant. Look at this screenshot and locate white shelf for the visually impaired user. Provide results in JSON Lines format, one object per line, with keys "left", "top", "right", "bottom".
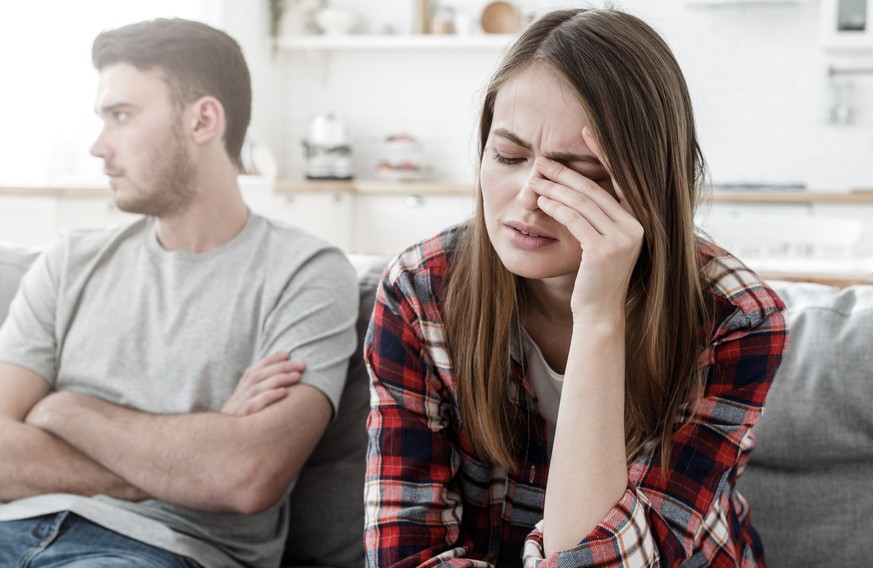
{"left": 685, "top": 0, "right": 809, "bottom": 5}
{"left": 277, "top": 34, "right": 515, "bottom": 51}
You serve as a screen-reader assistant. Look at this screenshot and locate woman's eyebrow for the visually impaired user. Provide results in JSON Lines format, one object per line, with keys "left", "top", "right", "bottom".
{"left": 493, "top": 127, "right": 602, "bottom": 166}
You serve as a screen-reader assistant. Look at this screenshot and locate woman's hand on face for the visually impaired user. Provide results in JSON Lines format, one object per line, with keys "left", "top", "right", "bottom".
{"left": 530, "top": 127, "right": 644, "bottom": 321}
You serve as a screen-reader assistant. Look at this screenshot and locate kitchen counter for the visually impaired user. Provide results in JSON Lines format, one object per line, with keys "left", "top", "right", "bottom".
{"left": 0, "top": 185, "right": 111, "bottom": 198}
{"left": 707, "top": 189, "right": 873, "bottom": 204}
{"left": 4, "top": 181, "right": 873, "bottom": 202}
{"left": 3, "top": 181, "right": 873, "bottom": 284}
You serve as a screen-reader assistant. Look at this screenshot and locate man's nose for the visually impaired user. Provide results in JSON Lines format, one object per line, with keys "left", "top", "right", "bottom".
{"left": 90, "top": 128, "right": 110, "bottom": 159}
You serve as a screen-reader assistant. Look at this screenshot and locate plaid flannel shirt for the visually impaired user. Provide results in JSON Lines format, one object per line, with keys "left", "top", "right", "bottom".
{"left": 364, "top": 225, "right": 787, "bottom": 568}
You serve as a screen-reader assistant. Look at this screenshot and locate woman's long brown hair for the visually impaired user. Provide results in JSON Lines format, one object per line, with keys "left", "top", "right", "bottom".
{"left": 445, "top": 9, "right": 710, "bottom": 472}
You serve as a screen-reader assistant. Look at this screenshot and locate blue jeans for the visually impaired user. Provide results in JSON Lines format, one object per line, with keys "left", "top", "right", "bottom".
{"left": 0, "top": 512, "right": 203, "bottom": 567}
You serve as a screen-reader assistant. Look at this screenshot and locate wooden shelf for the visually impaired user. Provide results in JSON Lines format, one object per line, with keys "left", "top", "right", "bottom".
{"left": 277, "top": 34, "right": 515, "bottom": 51}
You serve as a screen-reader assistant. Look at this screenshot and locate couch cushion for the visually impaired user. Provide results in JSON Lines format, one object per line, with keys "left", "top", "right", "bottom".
{"left": 282, "top": 254, "right": 387, "bottom": 568}
{"left": 737, "top": 280, "right": 873, "bottom": 568}
{"left": 0, "top": 241, "right": 41, "bottom": 323}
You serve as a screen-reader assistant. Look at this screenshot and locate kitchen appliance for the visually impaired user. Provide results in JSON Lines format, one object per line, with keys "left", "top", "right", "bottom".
{"left": 302, "top": 113, "right": 353, "bottom": 180}
{"left": 376, "top": 134, "right": 430, "bottom": 181}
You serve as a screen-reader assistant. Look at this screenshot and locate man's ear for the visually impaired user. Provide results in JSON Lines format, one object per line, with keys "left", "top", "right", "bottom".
{"left": 189, "top": 96, "right": 225, "bottom": 145}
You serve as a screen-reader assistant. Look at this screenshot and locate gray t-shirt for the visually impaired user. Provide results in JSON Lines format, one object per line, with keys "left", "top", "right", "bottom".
{"left": 0, "top": 212, "right": 359, "bottom": 567}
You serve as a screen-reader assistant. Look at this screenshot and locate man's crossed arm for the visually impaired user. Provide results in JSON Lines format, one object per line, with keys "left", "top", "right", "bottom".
{"left": 0, "top": 353, "right": 325, "bottom": 515}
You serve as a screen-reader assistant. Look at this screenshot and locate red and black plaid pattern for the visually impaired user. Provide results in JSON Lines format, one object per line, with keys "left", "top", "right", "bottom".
{"left": 364, "top": 226, "right": 787, "bottom": 568}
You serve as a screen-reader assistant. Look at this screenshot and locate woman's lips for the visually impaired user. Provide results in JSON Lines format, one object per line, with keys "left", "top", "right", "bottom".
{"left": 505, "top": 223, "right": 556, "bottom": 250}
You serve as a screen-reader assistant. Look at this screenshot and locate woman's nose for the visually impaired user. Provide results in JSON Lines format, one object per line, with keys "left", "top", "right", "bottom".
{"left": 516, "top": 172, "right": 541, "bottom": 212}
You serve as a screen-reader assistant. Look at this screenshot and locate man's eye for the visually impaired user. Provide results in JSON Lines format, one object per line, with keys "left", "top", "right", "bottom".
{"left": 114, "top": 111, "right": 129, "bottom": 123}
{"left": 493, "top": 152, "right": 524, "bottom": 166}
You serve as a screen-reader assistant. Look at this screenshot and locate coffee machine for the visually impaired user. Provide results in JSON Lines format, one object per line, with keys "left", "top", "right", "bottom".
{"left": 302, "top": 113, "right": 352, "bottom": 180}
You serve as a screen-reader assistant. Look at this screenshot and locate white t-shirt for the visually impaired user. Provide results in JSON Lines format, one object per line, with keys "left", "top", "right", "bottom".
{"left": 521, "top": 329, "right": 564, "bottom": 455}
{"left": 0, "top": 212, "right": 359, "bottom": 568}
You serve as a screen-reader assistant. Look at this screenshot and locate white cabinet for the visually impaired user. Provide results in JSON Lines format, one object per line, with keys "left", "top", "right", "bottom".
{"left": 58, "top": 196, "right": 140, "bottom": 234}
{"left": 813, "top": 203, "right": 873, "bottom": 254}
{"left": 354, "top": 193, "right": 474, "bottom": 255}
{"left": 697, "top": 201, "right": 812, "bottom": 256}
{"left": 268, "top": 191, "right": 354, "bottom": 252}
{"left": 0, "top": 195, "right": 59, "bottom": 246}
{"left": 698, "top": 192, "right": 873, "bottom": 260}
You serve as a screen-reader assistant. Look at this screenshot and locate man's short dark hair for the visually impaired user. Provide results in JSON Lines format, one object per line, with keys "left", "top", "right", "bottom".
{"left": 92, "top": 18, "right": 252, "bottom": 165}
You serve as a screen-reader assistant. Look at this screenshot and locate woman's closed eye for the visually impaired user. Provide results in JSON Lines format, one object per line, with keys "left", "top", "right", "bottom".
{"left": 492, "top": 151, "right": 525, "bottom": 166}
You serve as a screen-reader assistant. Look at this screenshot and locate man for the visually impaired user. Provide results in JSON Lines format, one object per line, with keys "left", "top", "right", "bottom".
{"left": 0, "top": 18, "right": 358, "bottom": 567}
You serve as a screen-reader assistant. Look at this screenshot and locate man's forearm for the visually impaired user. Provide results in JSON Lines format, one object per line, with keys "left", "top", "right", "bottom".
{"left": 0, "top": 417, "right": 148, "bottom": 502}
{"left": 27, "top": 389, "right": 331, "bottom": 514}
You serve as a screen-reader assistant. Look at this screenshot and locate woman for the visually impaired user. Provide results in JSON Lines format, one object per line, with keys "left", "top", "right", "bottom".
{"left": 364, "top": 8, "right": 787, "bottom": 567}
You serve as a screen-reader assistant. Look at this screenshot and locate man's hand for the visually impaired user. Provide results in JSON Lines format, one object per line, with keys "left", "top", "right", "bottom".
{"left": 25, "top": 389, "right": 74, "bottom": 431}
{"left": 222, "top": 352, "right": 306, "bottom": 416}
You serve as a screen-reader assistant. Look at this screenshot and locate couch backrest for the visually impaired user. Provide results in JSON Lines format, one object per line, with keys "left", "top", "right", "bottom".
{"left": 737, "top": 280, "right": 873, "bottom": 568}
{"left": 282, "top": 254, "right": 385, "bottom": 568}
{"left": 0, "top": 242, "right": 41, "bottom": 322}
{"left": 0, "top": 242, "right": 384, "bottom": 568}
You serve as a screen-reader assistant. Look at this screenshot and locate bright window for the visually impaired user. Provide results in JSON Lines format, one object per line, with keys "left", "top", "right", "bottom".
{"left": 0, "top": 0, "right": 221, "bottom": 185}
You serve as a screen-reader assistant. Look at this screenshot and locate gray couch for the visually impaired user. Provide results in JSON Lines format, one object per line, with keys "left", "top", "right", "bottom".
{"left": 1, "top": 241, "right": 871, "bottom": 567}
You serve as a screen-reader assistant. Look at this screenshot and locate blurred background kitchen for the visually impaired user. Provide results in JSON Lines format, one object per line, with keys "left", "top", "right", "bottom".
{"left": 1, "top": 0, "right": 872, "bottom": 283}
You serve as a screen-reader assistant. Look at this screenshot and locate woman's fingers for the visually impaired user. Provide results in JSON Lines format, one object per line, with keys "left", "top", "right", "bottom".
{"left": 530, "top": 176, "right": 614, "bottom": 236}
{"left": 533, "top": 157, "right": 629, "bottom": 223}
{"left": 527, "top": 138, "right": 644, "bottom": 267}
{"left": 580, "top": 126, "right": 634, "bottom": 217}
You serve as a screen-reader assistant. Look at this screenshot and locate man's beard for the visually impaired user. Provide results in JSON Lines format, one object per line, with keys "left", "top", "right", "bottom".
{"left": 114, "top": 123, "right": 198, "bottom": 217}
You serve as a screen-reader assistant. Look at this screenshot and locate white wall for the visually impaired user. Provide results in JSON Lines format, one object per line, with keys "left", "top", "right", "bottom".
{"left": 236, "top": 0, "right": 873, "bottom": 191}
{"left": 217, "top": 1, "right": 288, "bottom": 173}
{"left": 3, "top": 1, "right": 871, "bottom": 191}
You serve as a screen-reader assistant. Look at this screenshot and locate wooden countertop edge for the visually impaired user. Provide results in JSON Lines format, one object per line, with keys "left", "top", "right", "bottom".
{"left": 274, "top": 179, "right": 477, "bottom": 195}
{"left": 4, "top": 182, "right": 873, "bottom": 202}
{"left": 0, "top": 186, "right": 112, "bottom": 198}
{"left": 760, "top": 271, "right": 873, "bottom": 287}
{"left": 706, "top": 190, "right": 873, "bottom": 203}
